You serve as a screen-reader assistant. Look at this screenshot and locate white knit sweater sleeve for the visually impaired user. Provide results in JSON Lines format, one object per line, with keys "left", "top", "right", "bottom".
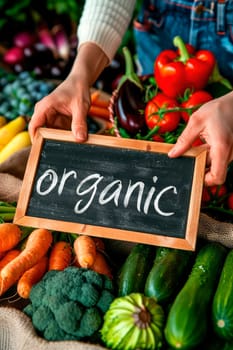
{"left": 77, "top": 0, "right": 137, "bottom": 61}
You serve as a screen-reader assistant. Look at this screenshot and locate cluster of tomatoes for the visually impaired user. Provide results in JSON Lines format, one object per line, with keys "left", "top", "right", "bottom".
{"left": 144, "top": 89, "right": 213, "bottom": 145}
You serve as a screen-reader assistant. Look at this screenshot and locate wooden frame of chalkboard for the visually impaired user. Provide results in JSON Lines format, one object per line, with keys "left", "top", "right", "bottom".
{"left": 14, "top": 128, "right": 207, "bottom": 250}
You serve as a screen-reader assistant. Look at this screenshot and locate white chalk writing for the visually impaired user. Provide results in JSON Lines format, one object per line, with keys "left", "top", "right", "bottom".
{"left": 36, "top": 168, "right": 177, "bottom": 217}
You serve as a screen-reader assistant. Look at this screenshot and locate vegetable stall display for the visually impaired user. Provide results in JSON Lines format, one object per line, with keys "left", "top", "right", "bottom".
{"left": 1, "top": 219, "right": 233, "bottom": 348}
{"left": 0, "top": 35, "right": 233, "bottom": 350}
{"left": 109, "top": 39, "right": 233, "bottom": 219}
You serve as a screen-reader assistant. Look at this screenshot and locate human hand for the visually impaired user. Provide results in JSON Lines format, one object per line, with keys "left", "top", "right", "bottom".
{"left": 28, "top": 43, "right": 109, "bottom": 143}
{"left": 28, "top": 76, "right": 90, "bottom": 143}
{"left": 168, "top": 91, "right": 233, "bottom": 186}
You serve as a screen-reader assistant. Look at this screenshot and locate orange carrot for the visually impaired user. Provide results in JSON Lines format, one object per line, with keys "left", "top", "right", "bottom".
{"left": 0, "top": 223, "right": 22, "bottom": 253}
{"left": 0, "top": 249, "right": 21, "bottom": 270}
{"left": 0, "top": 228, "right": 52, "bottom": 296}
{"left": 74, "top": 235, "right": 96, "bottom": 268}
{"left": 91, "top": 251, "right": 112, "bottom": 279}
{"left": 91, "top": 90, "right": 110, "bottom": 108}
{"left": 17, "top": 255, "right": 48, "bottom": 299}
{"left": 91, "top": 90, "right": 101, "bottom": 104}
{"left": 48, "top": 241, "right": 72, "bottom": 271}
{"left": 88, "top": 105, "right": 110, "bottom": 120}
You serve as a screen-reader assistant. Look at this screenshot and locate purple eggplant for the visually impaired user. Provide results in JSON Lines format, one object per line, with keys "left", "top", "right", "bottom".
{"left": 113, "top": 47, "right": 146, "bottom": 136}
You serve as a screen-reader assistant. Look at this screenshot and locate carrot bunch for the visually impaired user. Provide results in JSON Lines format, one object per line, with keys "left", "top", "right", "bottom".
{"left": 0, "top": 222, "right": 113, "bottom": 300}
{"left": 0, "top": 226, "right": 52, "bottom": 297}
{"left": 88, "top": 90, "right": 110, "bottom": 121}
{"left": 73, "top": 235, "right": 113, "bottom": 279}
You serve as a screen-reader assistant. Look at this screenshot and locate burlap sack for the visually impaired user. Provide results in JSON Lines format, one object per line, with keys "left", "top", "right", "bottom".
{"left": 198, "top": 212, "right": 233, "bottom": 248}
{"left": 0, "top": 146, "right": 31, "bottom": 202}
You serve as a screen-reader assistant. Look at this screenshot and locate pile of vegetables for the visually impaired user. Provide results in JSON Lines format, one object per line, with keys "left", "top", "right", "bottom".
{"left": 0, "top": 115, "right": 31, "bottom": 164}
{"left": 0, "top": 69, "right": 111, "bottom": 166}
{"left": 0, "top": 220, "right": 115, "bottom": 343}
{"left": 0, "top": 222, "right": 113, "bottom": 300}
{"left": 1, "top": 34, "right": 233, "bottom": 350}
{"left": 101, "top": 241, "right": 233, "bottom": 350}
{"left": 0, "top": 0, "right": 85, "bottom": 80}
{"left": 110, "top": 36, "right": 232, "bottom": 141}
{"left": 1, "top": 211, "right": 233, "bottom": 349}
{"left": 2, "top": 25, "right": 78, "bottom": 79}
{"left": 109, "top": 37, "right": 233, "bottom": 220}
{"left": 0, "top": 70, "right": 55, "bottom": 119}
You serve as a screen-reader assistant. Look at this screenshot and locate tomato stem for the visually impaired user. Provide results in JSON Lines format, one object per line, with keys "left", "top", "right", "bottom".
{"left": 139, "top": 125, "right": 160, "bottom": 140}
{"left": 149, "top": 105, "right": 201, "bottom": 118}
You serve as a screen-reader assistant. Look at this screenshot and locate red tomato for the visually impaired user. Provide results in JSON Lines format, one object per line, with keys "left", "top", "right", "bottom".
{"left": 152, "top": 134, "right": 165, "bottom": 142}
{"left": 202, "top": 184, "right": 228, "bottom": 205}
{"left": 181, "top": 90, "right": 213, "bottom": 123}
{"left": 227, "top": 192, "right": 233, "bottom": 210}
{"left": 145, "top": 93, "right": 181, "bottom": 134}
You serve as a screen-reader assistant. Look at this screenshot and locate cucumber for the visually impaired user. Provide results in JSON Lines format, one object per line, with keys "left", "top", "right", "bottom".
{"left": 144, "top": 247, "right": 193, "bottom": 304}
{"left": 164, "top": 242, "right": 227, "bottom": 350}
{"left": 117, "top": 243, "right": 154, "bottom": 296}
{"left": 212, "top": 248, "right": 233, "bottom": 341}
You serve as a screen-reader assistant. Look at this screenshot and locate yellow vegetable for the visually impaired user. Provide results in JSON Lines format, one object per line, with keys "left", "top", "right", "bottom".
{"left": 0, "top": 116, "right": 27, "bottom": 151}
{"left": 0, "top": 130, "right": 31, "bottom": 164}
{"left": 0, "top": 116, "right": 7, "bottom": 128}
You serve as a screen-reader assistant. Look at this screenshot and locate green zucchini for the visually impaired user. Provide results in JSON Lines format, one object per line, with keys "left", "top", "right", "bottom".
{"left": 212, "top": 248, "right": 233, "bottom": 341}
{"left": 117, "top": 243, "right": 154, "bottom": 296}
{"left": 164, "top": 242, "right": 227, "bottom": 350}
{"left": 144, "top": 247, "right": 193, "bottom": 304}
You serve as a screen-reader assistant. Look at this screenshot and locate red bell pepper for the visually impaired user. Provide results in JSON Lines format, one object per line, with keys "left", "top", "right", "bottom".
{"left": 154, "top": 36, "right": 216, "bottom": 98}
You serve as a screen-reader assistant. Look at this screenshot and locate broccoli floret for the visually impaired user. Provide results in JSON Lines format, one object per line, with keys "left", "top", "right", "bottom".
{"left": 43, "top": 294, "right": 69, "bottom": 313}
{"left": 45, "top": 267, "right": 84, "bottom": 300}
{"left": 79, "top": 307, "right": 102, "bottom": 338}
{"left": 77, "top": 282, "right": 100, "bottom": 307}
{"left": 82, "top": 268, "right": 103, "bottom": 289}
{"left": 103, "top": 275, "right": 115, "bottom": 291}
{"left": 29, "top": 282, "right": 46, "bottom": 308}
{"left": 97, "top": 289, "right": 115, "bottom": 313}
{"left": 43, "top": 319, "right": 66, "bottom": 341}
{"left": 45, "top": 268, "right": 78, "bottom": 297}
{"left": 32, "top": 305, "right": 54, "bottom": 332}
{"left": 24, "top": 266, "right": 116, "bottom": 342}
{"left": 54, "top": 301, "right": 83, "bottom": 335}
{"left": 23, "top": 303, "right": 34, "bottom": 318}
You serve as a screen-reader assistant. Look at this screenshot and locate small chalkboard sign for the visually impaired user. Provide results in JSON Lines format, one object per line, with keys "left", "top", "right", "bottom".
{"left": 14, "top": 128, "right": 207, "bottom": 250}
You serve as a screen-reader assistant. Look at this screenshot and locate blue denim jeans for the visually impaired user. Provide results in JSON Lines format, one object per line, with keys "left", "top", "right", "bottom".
{"left": 134, "top": 0, "right": 233, "bottom": 82}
